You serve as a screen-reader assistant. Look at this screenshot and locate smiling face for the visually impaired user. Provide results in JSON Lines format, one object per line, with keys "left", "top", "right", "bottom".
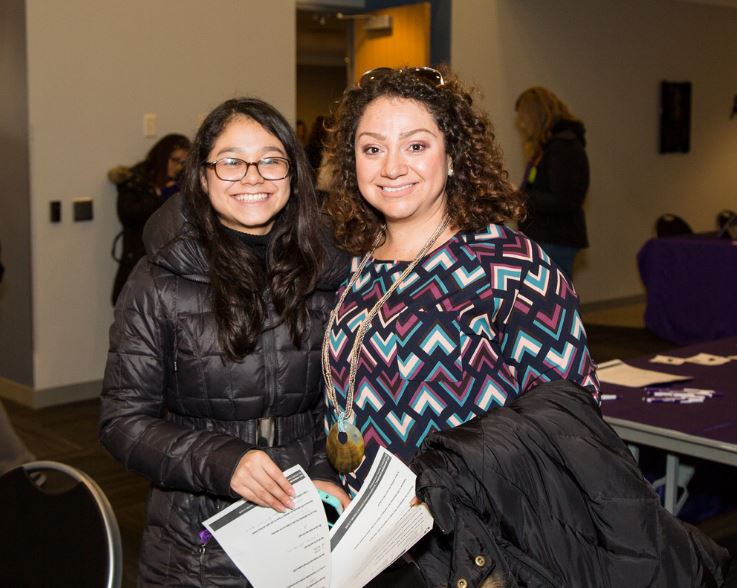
{"left": 354, "top": 97, "right": 451, "bottom": 227}
{"left": 201, "top": 115, "right": 290, "bottom": 235}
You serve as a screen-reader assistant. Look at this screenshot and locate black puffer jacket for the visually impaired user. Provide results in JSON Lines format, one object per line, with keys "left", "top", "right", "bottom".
{"left": 519, "top": 120, "right": 589, "bottom": 249}
{"left": 99, "top": 194, "right": 346, "bottom": 586}
{"left": 412, "top": 380, "right": 730, "bottom": 588}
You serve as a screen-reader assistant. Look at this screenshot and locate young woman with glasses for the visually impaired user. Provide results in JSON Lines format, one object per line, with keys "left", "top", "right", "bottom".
{"left": 320, "top": 66, "right": 599, "bottom": 586}
{"left": 100, "top": 97, "right": 349, "bottom": 585}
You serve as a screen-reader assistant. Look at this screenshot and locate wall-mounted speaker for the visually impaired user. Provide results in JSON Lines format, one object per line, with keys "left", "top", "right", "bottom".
{"left": 659, "top": 81, "right": 691, "bottom": 154}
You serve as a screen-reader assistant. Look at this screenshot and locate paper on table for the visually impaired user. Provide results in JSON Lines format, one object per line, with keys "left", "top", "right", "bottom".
{"left": 683, "top": 353, "right": 732, "bottom": 366}
{"left": 203, "top": 466, "right": 330, "bottom": 588}
{"left": 597, "top": 359, "right": 691, "bottom": 387}
{"left": 649, "top": 355, "right": 687, "bottom": 366}
{"left": 202, "top": 449, "right": 433, "bottom": 588}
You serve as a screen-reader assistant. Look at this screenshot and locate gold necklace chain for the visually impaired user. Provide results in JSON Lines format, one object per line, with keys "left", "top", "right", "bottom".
{"left": 321, "top": 215, "right": 452, "bottom": 423}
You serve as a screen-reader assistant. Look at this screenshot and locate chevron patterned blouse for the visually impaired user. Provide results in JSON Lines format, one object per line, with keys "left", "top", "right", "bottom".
{"left": 325, "top": 224, "right": 600, "bottom": 494}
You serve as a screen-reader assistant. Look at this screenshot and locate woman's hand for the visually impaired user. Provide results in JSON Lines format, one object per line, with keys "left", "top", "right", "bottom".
{"left": 230, "top": 449, "right": 295, "bottom": 512}
{"left": 314, "top": 479, "right": 351, "bottom": 510}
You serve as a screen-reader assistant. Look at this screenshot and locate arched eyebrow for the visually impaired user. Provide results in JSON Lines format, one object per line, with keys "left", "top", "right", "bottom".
{"left": 214, "top": 145, "right": 286, "bottom": 158}
{"left": 356, "top": 128, "right": 438, "bottom": 141}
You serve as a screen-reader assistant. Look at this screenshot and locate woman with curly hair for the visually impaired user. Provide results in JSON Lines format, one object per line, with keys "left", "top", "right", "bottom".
{"left": 515, "top": 86, "right": 590, "bottom": 279}
{"left": 323, "top": 68, "right": 598, "bottom": 484}
{"left": 319, "top": 66, "right": 599, "bottom": 585}
{"left": 322, "top": 64, "right": 598, "bottom": 482}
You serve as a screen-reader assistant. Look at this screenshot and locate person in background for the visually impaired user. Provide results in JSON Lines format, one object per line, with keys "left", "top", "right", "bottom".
{"left": 296, "top": 118, "right": 308, "bottom": 146}
{"left": 515, "top": 86, "right": 589, "bottom": 279}
{"left": 108, "top": 133, "right": 191, "bottom": 305}
{"left": 305, "top": 114, "right": 327, "bottom": 173}
{"left": 100, "top": 97, "right": 349, "bottom": 586}
{"left": 320, "top": 65, "right": 598, "bottom": 586}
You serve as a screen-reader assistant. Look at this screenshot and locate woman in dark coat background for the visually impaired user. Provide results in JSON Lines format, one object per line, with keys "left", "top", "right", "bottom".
{"left": 100, "top": 98, "right": 349, "bottom": 586}
{"left": 515, "top": 87, "right": 589, "bottom": 279}
{"left": 108, "top": 133, "right": 191, "bottom": 304}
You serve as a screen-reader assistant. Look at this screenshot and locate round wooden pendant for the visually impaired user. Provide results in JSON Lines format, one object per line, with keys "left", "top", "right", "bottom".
{"left": 326, "top": 422, "right": 365, "bottom": 474}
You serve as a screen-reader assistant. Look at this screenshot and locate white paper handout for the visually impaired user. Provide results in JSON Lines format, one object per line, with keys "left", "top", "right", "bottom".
{"left": 329, "top": 446, "right": 434, "bottom": 588}
{"left": 203, "top": 466, "right": 331, "bottom": 588}
{"left": 649, "top": 354, "right": 687, "bottom": 366}
{"left": 683, "top": 353, "right": 732, "bottom": 366}
{"left": 203, "top": 447, "right": 434, "bottom": 588}
{"left": 597, "top": 358, "right": 691, "bottom": 387}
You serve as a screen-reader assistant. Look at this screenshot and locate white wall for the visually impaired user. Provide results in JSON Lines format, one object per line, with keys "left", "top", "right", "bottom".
{"left": 451, "top": 0, "right": 737, "bottom": 303}
{"left": 24, "top": 0, "right": 296, "bottom": 396}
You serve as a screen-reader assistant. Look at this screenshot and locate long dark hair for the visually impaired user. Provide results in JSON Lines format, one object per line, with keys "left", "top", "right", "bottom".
{"left": 141, "top": 133, "right": 191, "bottom": 189}
{"left": 323, "top": 65, "right": 524, "bottom": 254}
{"left": 182, "top": 97, "right": 323, "bottom": 360}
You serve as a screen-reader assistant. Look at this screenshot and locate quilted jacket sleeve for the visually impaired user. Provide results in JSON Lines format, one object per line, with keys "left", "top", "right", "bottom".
{"left": 99, "top": 262, "right": 251, "bottom": 498}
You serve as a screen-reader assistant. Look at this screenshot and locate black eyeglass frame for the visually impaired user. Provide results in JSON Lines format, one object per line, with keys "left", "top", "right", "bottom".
{"left": 357, "top": 66, "right": 445, "bottom": 89}
{"left": 203, "top": 157, "right": 291, "bottom": 182}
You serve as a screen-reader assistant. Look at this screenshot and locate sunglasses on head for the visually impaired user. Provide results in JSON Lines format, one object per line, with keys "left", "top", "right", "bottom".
{"left": 357, "top": 66, "right": 445, "bottom": 89}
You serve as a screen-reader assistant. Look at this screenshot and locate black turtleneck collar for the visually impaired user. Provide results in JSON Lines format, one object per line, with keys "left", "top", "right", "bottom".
{"left": 221, "top": 225, "right": 272, "bottom": 262}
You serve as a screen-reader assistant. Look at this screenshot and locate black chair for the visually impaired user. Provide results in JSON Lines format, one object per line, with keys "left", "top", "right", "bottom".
{"left": 655, "top": 213, "right": 693, "bottom": 237}
{"left": 0, "top": 460, "right": 123, "bottom": 587}
{"left": 716, "top": 209, "right": 736, "bottom": 230}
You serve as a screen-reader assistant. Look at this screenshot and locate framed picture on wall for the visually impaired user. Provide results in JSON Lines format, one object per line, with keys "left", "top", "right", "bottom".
{"left": 659, "top": 81, "right": 691, "bottom": 154}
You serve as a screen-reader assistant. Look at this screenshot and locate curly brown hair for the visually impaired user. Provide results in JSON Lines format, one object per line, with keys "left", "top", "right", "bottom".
{"left": 322, "top": 65, "right": 525, "bottom": 255}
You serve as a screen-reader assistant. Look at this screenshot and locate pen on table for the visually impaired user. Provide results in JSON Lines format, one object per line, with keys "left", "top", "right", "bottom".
{"left": 643, "top": 396, "right": 705, "bottom": 404}
{"left": 648, "top": 391, "right": 703, "bottom": 397}
{"left": 642, "top": 385, "right": 688, "bottom": 392}
{"left": 644, "top": 389, "right": 721, "bottom": 398}
{"left": 600, "top": 394, "right": 619, "bottom": 401}
{"left": 682, "top": 388, "right": 720, "bottom": 396}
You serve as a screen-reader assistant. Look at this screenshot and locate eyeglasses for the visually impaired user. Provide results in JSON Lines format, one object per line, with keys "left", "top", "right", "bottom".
{"left": 204, "top": 157, "right": 290, "bottom": 182}
{"left": 357, "top": 66, "right": 445, "bottom": 89}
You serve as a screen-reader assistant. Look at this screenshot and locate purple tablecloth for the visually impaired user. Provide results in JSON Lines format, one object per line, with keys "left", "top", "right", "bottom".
{"left": 638, "top": 235, "right": 737, "bottom": 345}
{"left": 600, "top": 337, "right": 737, "bottom": 446}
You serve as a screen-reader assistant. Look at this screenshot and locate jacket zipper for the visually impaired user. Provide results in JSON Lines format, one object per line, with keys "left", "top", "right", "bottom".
{"left": 262, "top": 291, "right": 277, "bottom": 414}
{"left": 198, "top": 542, "right": 207, "bottom": 584}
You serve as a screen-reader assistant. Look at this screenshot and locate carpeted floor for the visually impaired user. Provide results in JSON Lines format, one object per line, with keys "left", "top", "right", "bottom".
{"left": 584, "top": 322, "right": 674, "bottom": 363}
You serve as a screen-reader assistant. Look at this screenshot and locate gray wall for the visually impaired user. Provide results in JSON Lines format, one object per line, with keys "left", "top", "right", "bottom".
{"left": 0, "top": 0, "right": 33, "bottom": 387}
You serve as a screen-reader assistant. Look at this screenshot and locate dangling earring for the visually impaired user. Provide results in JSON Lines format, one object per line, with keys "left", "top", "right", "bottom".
{"left": 448, "top": 164, "right": 454, "bottom": 177}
